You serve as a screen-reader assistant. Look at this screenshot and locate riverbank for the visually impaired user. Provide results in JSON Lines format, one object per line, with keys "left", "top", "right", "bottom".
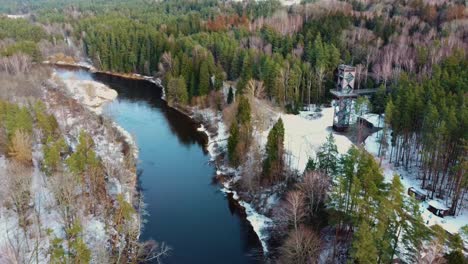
{"left": 53, "top": 61, "right": 275, "bottom": 257}
{"left": 45, "top": 60, "right": 163, "bottom": 85}
{"left": 192, "top": 108, "right": 274, "bottom": 255}
{"left": 51, "top": 69, "right": 142, "bottom": 260}
{"left": 0, "top": 66, "right": 142, "bottom": 263}
{"left": 188, "top": 101, "right": 355, "bottom": 255}
{"left": 53, "top": 67, "right": 139, "bottom": 191}
{"left": 156, "top": 100, "right": 275, "bottom": 255}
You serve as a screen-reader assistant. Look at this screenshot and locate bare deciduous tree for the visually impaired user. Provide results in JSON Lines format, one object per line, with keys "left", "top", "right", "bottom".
{"left": 0, "top": 53, "right": 32, "bottom": 75}
{"left": 6, "top": 161, "right": 32, "bottom": 230}
{"left": 299, "top": 171, "right": 330, "bottom": 216}
{"left": 241, "top": 134, "right": 262, "bottom": 192}
{"left": 278, "top": 225, "right": 321, "bottom": 264}
{"left": 8, "top": 130, "right": 33, "bottom": 165}
{"left": 50, "top": 172, "right": 80, "bottom": 232}
{"left": 138, "top": 240, "right": 172, "bottom": 264}
{"left": 275, "top": 190, "right": 306, "bottom": 233}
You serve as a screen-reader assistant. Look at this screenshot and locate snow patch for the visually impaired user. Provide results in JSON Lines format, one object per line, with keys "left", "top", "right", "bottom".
{"left": 360, "top": 113, "right": 384, "bottom": 128}
{"left": 282, "top": 107, "right": 353, "bottom": 173}
{"left": 221, "top": 186, "right": 273, "bottom": 254}
{"left": 53, "top": 70, "right": 118, "bottom": 114}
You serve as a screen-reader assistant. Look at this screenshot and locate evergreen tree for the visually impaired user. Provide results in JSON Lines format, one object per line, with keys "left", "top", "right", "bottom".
{"left": 214, "top": 63, "right": 224, "bottom": 90}
{"left": 401, "top": 197, "right": 429, "bottom": 262}
{"left": 227, "top": 121, "right": 239, "bottom": 165}
{"left": 376, "top": 175, "right": 404, "bottom": 263}
{"left": 228, "top": 96, "right": 252, "bottom": 166}
{"left": 304, "top": 158, "right": 317, "bottom": 173}
{"left": 198, "top": 60, "right": 210, "bottom": 96}
{"left": 167, "top": 76, "right": 188, "bottom": 105}
{"left": 66, "top": 131, "right": 99, "bottom": 184}
{"left": 352, "top": 221, "right": 378, "bottom": 263}
{"left": 317, "top": 133, "right": 338, "bottom": 175}
{"left": 262, "top": 118, "right": 285, "bottom": 183}
{"left": 236, "top": 96, "right": 251, "bottom": 125}
{"left": 371, "top": 85, "right": 388, "bottom": 114}
{"left": 43, "top": 136, "right": 67, "bottom": 175}
{"left": 227, "top": 86, "right": 234, "bottom": 104}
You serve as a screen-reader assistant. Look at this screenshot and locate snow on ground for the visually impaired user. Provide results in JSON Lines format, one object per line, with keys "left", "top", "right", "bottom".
{"left": 75, "top": 60, "right": 95, "bottom": 70}
{"left": 282, "top": 107, "right": 353, "bottom": 173}
{"left": 194, "top": 108, "right": 273, "bottom": 254}
{"left": 221, "top": 183, "right": 273, "bottom": 254}
{"left": 5, "top": 14, "right": 29, "bottom": 19}
{"left": 365, "top": 130, "right": 468, "bottom": 243}
{"left": 194, "top": 104, "right": 355, "bottom": 254}
{"left": 60, "top": 78, "right": 117, "bottom": 114}
{"left": 0, "top": 148, "right": 63, "bottom": 263}
{"left": 0, "top": 208, "right": 17, "bottom": 249}
{"left": 360, "top": 113, "right": 384, "bottom": 128}
{"left": 83, "top": 216, "right": 108, "bottom": 261}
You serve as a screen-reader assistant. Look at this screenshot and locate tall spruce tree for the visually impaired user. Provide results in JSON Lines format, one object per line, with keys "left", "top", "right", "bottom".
{"left": 227, "top": 86, "right": 234, "bottom": 104}
{"left": 227, "top": 121, "right": 240, "bottom": 165}
{"left": 262, "top": 118, "right": 285, "bottom": 184}
{"left": 227, "top": 96, "right": 252, "bottom": 166}
{"left": 352, "top": 221, "right": 378, "bottom": 263}
{"left": 317, "top": 133, "right": 339, "bottom": 175}
{"left": 198, "top": 60, "right": 210, "bottom": 96}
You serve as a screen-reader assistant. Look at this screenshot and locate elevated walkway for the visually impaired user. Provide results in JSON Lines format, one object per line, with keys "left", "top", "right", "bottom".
{"left": 330, "top": 88, "right": 378, "bottom": 98}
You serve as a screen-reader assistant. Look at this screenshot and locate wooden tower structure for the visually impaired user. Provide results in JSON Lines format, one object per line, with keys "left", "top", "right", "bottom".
{"left": 331, "top": 64, "right": 356, "bottom": 132}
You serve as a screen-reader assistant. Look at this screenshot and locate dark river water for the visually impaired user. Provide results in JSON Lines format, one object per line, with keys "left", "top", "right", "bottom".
{"left": 55, "top": 68, "right": 264, "bottom": 264}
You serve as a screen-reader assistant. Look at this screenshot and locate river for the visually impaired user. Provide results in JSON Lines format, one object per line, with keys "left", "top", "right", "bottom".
{"left": 55, "top": 68, "right": 264, "bottom": 264}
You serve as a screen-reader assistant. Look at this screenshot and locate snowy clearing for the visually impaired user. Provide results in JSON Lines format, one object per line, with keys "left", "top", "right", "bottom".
{"left": 365, "top": 130, "right": 468, "bottom": 243}
{"left": 282, "top": 107, "right": 353, "bottom": 173}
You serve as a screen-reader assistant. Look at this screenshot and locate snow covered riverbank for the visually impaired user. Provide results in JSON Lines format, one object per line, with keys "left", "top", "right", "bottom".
{"left": 0, "top": 68, "right": 141, "bottom": 263}
{"left": 195, "top": 109, "right": 274, "bottom": 254}
{"left": 193, "top": 103, "right": 355, "bottom": 255}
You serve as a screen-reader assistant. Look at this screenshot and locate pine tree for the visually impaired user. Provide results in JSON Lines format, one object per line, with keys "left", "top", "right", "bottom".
{"left": 214, "top": 63, "right": 224, "bottom": 90}
{"left": 67, "top": 221, "right": 91, "bottom": 264}
{"left": 236, "top": 96, "right": 251, "bottom": 126}
{"left": 317, "top": 133, "right": 338, "bottom": 175}
{"left": 66, "top": 131, "right": 99, "bottom": 184}
{"left": 227, "top": 86, "right": 234, "bottom": 104}
{"left": 371, "top": 85, "right": 388, "bottom": 114}
{"left": 228, "top": 96, "right": 252, "bottom": 166}
{"left": 304, "top": 158, "right": 317, "bottom": 173}
{"left": 352, "top": 221, "right": 378, "bottom": 263}
{"left": 376, "top": 175, "right": 405, "bottom": 263}
{"left": 167, "top": 76, "right": 188, "bottom": 105}
{"left": 43, "top": 136, "right": 67, "bottom": 174}
{"left": 339, "top": 146, "right": 359, "bottom": 214}
{"left": 262, "top": 118, "right": 285, "bottom": 183}
{"left": 198, "top": 60, "right": 210, "bottom": 96}
{"left": 401, "top": 196, "right": 429, "bottom": 262}
{"left": 227, "top": 122, "right": 239, "bottom": 166}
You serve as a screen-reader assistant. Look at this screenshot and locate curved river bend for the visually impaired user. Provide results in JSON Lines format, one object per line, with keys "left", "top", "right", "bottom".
{"left": 56, "top": 68, "right": 264, "bottom": 264}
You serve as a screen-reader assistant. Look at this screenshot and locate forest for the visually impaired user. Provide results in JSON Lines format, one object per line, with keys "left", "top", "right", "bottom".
{"left": 0, "top": 0, "right": 467, "bottom": 263}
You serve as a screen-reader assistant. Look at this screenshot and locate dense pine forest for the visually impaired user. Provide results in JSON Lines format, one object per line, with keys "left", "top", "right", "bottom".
{"left": 0, "top": 0, "right": 467, "bottom": 263}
